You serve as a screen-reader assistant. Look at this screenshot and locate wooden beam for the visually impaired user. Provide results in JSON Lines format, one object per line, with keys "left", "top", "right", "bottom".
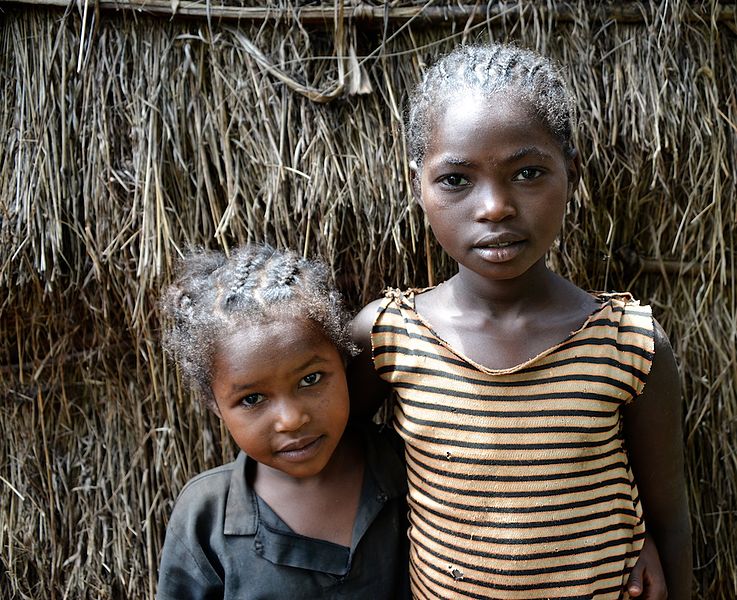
{"left": 2, "top": 0, "right": 736, "bottom": 26}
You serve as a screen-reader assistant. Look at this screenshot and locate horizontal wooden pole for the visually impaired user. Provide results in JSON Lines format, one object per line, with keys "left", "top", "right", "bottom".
{"left": 2, "top": 1, "right": 736, "bottom": 25}
{"left": 615, "top": 248, "right": 706, "bottom": 277}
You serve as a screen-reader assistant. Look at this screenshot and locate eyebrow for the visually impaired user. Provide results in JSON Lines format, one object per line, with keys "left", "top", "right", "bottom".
{"left": 434, "top": 147, "right": 554, "bottom": 169}
{"left": 436, "top": 156, "right": 475, "bottom": 168}
{"left": 228, "top": 355, "right": 329, "bottom": 393}
{"left": 502, "top": 146, "right": 554, "bottom": 164}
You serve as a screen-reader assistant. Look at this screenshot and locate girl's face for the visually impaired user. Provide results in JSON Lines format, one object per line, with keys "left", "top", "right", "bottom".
{"left": 210, "top": 317, "right": 350, "bottom": 480}
{"left": 417, "top": 92, "right": 579, "bottom": 282}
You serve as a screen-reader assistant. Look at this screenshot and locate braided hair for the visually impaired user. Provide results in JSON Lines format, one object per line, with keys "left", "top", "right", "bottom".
{"left": 407, "top": 43, "right": 576, "bottom": 170}
{"left": 159, "top": 244, "right": 357, "bottom": 408}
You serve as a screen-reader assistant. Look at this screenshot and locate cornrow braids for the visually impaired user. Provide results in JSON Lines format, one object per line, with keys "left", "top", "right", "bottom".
{"left": 407, "top": 43, "right": 576, "bottom": 170}
{"left": 159, "top": 244, "right": 357, "bottom": 408}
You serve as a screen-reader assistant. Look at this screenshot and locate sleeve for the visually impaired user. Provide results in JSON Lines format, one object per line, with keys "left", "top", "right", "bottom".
{"left": 370, "top": 290, "right": 408, "bottom": 382}
{"left": 156, "top": 525, "right": 224, "bottom": 600}
{"left": 156, "top": 477, "right": 227, "bottom": 600}
{"left": 619, "top": 300, "right": 655, "bottom": 401}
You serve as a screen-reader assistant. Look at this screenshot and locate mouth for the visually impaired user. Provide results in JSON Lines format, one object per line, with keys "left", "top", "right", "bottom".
{"left": 474, "top": 233, "right": 524, "bottom": 249}
{"left": 275, "top": 435, "right": 324, "bottom": 461}
{"left": 472, "top": 235, "right": 525, "bottom": 263}
{"left": 479, "top": 241, "right": 517, "bottom": 249}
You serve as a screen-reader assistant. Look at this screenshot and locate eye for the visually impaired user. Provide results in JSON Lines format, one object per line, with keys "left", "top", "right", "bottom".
{"left": 513, "top": 167, "right": 543, "bottom": 181}
{"left": 240, "top": 393, "right": 265, "bottom": 408}
{"left": 438, "top": 174, "right": 470, "bottom": 188}
{"left": 298, "top": 372, "right": 323, "bottom": 388}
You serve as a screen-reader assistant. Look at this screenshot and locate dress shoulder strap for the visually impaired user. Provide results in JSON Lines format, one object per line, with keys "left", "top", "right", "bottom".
{"left": 382, "top": 286, "right": 435, "bottom": 307}
{"left": 600, "top": 293, "right": 655, "bottom": 400}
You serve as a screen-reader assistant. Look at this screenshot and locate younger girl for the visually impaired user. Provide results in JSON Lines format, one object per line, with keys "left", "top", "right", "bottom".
{"left": 157, "top": 244, "right": 408, "bottom": 599}
{"left": 350, "top": 44, "right": 691, "bottom": 599}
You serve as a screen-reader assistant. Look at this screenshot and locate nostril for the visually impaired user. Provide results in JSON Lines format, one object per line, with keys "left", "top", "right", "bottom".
{"left": 478, "top": 198, "right": 515, "bottom": 222}
{"left": 274, "top": 403, "right": 309, "bottom": 432}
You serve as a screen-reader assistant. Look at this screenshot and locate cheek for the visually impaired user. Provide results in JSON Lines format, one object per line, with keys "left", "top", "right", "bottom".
{"left": 544, "top": 196, "right": 566, "bottom": 218}
{"left": 325, "top": 385, "right": 350, "bottom": 428}
{"left": 535, "top": 184, "right": 568, "bottom": 218}
{"left": 420, "top": 194, "right": 453, "bottom": 224}
{"left": 551, "top": 194, "right": 568, "bottom": 222}
{"left": 222, "top": 409, "right": 261, "bottom": 443}
{"left": 426, "top": 214, "right": 461, "bottom": 244}
{"left": 420, "top": 186, "right": 453, "bottom": 213}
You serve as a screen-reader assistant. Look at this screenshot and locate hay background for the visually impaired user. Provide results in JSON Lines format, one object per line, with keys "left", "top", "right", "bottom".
{"left": 1, "top": 1, "right": 735, "bottom": 598}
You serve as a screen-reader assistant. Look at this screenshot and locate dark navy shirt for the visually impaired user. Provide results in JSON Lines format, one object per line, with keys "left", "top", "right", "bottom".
{"left": 157, "top": 425, "right": 409, "bottom": 599}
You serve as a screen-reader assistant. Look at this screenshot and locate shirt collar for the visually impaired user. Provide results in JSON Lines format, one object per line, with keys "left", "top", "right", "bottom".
{"left": 222, "top": 424, "right": 406, "bottom": 538}
{"left": 223, "top": 451, "right": 258, "bottom": 535}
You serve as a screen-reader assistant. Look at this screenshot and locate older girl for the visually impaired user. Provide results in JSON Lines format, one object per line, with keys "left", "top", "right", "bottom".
{"left": 350, "top": 44, "right": 691, "bottom": 599}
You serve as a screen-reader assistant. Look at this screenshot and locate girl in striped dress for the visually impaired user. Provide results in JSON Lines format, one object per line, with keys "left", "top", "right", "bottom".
{"left": 349, "top": 44, "right": 691, "bottom": 600}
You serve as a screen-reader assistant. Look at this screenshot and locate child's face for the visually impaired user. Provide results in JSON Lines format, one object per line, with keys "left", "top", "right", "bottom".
{"left": 417, "top": 91, "right": 578, "bottom": 282}
{"left": 210, "top": 317, "right": 350, "bottom": 480}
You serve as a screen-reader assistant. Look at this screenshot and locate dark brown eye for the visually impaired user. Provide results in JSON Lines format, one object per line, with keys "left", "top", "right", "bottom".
{"left": 441, "top": 174, "right": 470, "bottom": 187}
{"left": 298, "top": 372, "right": 322, "bottom": 388}
{"left": 513, "top": 168, "right": 543, "bottom": 181}
{"left": 241, "top": 393, "right": 265, "bottom": 407}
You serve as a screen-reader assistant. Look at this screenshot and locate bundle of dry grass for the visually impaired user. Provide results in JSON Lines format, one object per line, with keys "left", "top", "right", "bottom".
{"left": 1, "top": 1, "right": 735, "bottom": 598}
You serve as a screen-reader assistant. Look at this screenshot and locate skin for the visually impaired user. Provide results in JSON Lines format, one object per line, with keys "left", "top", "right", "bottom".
{"left": 623, "top": 323, "right": 692, "bottom": 598}
{"left": 350, "top": 91, "right": 691, "bottom": 597}
{"left": 211, "top": 317, "right": 364, "bottom": 546}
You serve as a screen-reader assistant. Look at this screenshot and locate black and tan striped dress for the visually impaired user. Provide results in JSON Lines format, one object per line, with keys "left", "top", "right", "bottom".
{"left": 371, "top": 289, "right": 654, "bottom": 600}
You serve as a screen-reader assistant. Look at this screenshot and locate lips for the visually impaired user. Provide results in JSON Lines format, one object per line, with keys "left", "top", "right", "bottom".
{"left": 472, "top": 233, "right": 526, "bottom": 263}
{"left": 276, "top": 435, "right": 322, "bottom": 453}
{"left": 473, "top": 232, "right": 525, "bottom": 248}
{"left": 483, "top": 240, "right": 515, "bottom": 248}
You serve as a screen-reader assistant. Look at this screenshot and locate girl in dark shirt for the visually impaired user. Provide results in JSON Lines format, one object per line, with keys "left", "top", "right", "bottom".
{"left": 157, "top": 244, "right": 408, "bottom": 600}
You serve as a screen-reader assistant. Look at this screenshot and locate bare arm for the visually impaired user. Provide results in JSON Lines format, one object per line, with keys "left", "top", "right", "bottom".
{"left": 624, "top": 320, "right": 692, "bottom": 599}
{"left": 347, "top": 299, "right": 391, "bottom": 420}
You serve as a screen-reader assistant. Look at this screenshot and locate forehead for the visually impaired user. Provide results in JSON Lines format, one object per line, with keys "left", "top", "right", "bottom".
{"left": 213, "top": 318, "right": 336, "bottom": 376}
{"left": 425, "top": 91, "right": 562, "bottom": 161}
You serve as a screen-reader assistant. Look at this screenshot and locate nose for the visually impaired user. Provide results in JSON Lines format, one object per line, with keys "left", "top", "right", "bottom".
{"left": 476, "top": 184, "right": 516, "bottom": 222}
{"left": 273, "top": 398, "right": 310, "bottom": 433}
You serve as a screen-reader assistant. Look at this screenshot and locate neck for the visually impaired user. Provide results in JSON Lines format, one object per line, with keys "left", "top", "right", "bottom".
{"left": 446, "top": 259, "right": 563, "bottom": 318}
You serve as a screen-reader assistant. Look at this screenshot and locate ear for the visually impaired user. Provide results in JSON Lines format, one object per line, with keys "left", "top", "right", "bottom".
{"left": 409, "top": 159, "right": 424, "bottom": 209}
{"left": 566, "top": 149, "right": 582, "bottom": 197}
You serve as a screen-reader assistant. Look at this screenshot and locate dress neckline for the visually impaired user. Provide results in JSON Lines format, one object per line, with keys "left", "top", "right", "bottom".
{"left": 399, "top": 288, "right": 614, "bottom": 375}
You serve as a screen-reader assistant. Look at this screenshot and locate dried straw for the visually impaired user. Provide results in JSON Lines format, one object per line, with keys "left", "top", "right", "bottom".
{"left": 1, "top": 1, "right": 735, "bottom": 598}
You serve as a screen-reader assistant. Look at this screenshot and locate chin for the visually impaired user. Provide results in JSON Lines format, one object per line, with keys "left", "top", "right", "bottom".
{"left": 289, "top": 462, "right": 331, "bottom": 479}
{"left": 466, "top": 264, "right": 527, "bottom": 281}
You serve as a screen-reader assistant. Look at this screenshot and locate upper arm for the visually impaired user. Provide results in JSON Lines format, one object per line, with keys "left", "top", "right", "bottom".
{"left": 623, "top": 319, "right": 692, "bottom": 595}
{"left": 624, "top": 321, "right": 683, "bottom": 491}
{"left": 347, "top": 299, "right": 391, "bottom": 420}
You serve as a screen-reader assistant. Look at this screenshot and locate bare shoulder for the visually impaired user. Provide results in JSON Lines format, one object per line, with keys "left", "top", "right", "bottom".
{"left": 351, "top": 298, "right": 385, "bottom": 350}
{"left": 652, "top": 317, "right": 675, "bottom": 354}
{"left": 348, "top": 298, "right": 391, "bottom": 419}
{"left": 624, "top": 316, "right": 681, "bottom": 446}
{"left": 639, "top": 318, "right": 680, "bottom": 404}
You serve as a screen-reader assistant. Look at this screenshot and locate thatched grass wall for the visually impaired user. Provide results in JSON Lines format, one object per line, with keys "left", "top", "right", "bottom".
{"left": 1, "top": 1, "right": 735, "bottom": 598}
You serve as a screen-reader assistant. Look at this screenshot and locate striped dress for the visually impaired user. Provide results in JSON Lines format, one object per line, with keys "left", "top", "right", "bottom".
{"left": 371, "top": 288, "right": 654, "bottom": 600}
